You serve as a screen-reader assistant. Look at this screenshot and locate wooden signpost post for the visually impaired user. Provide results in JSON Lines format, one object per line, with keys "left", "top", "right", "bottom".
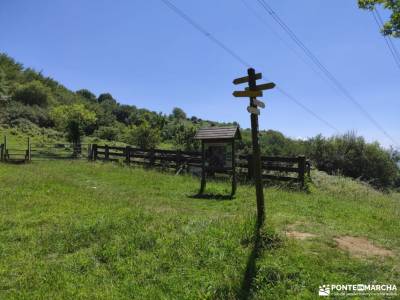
{"left": 233, "top": 68, "right": 275, "bottom": 225}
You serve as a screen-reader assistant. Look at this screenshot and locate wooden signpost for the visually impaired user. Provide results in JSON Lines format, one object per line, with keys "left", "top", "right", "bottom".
{"left": 233, "top": 68, "right": 275, "bottom": 225}
{"left": 232, "top": 90, "right": 263, "bottom": 98}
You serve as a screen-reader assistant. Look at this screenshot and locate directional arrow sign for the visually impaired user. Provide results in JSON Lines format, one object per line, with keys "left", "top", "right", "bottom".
{"left": 233, "top": 73, "right": 262, "bottom": 85}
{"left": 253, "top": 99, "right": 265, "bottom": 109}
{"left": 233, "top": 90, "right": 262, "bottom": 98}
{"left": 247, "top": 106, "right": 260, "bottom": 115}
{"left": 245, "top": 82, "right": 276, "bottom": 91}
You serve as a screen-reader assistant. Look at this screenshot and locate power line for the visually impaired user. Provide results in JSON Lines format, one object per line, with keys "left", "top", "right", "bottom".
{"left": 160, "top": 0, "right": 251, "bottom": 68}
{"left": 239, "top": 0, "right": 335, "bottom": 91}
{"left": 275, "top": 87, "right": 339, "bottom": 132}
{"left": 255, "top": 0, "right": 399, "bottom": 147}
{"left": 372, "top": 9, "right": 400, "bottom": 70}
{"left": 160, "top": 0, "right": 338, "bottom": 132}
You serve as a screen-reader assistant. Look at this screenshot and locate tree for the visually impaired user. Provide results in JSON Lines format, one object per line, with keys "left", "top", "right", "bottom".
{"left": 97, "top": 93, "right": 115, "bottom": 104}
{"left": 174, "top": 124, "right": 199, "bottom": 151}
{"left": 12, "top": 80, "right": 52, "bottom": 107}
{"left": 76, "top": 89, "right": 96, "bottom": 102}
{"left": 171, "top": 107, "right": 187, "bottom": 120}
{"left": 125, "top": 122, "right": 160, "bottom": 149}
{"left": 112, "top": 105, "right": 138, "bottom": 125}
{"left": 358, "top": 0, "right": 400, "bottom": 37}
{"left": 51, "top": 104, "right": 96, "bottom": 149}
{"left": 95, "top": 125, "right": 120, "bottom": 141}
{"left": 0, "top": 67, "right": 8, "bottom": 99}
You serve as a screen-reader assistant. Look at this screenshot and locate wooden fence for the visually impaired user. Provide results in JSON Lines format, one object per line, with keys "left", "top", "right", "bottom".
{"left": 90, "top": 144, "right": 310, "bottom": 185}
{"left": 90, "top": 145, "right": 202, "bottom": 172}
{"left": 0, "top": 140, "right": 311, "bottom": 185}
{"left": 0, "top": 141, "right": 31, "bottom": 163}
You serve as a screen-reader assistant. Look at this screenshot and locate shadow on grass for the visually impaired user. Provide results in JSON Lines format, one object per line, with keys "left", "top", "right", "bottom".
{"left": 237, "top": 221, "right": 263, "bottom": 300}
{"left": 188, "top": 193, "right": 233, "bottom": 201}
{"left": 237, "top": 221, "right": 283, "bottom": 299}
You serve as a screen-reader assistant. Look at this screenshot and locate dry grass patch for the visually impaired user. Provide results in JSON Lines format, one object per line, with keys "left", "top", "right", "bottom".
{"left": 335, "top": 236, "right": 394, "bottom": 258}
{"left": 285, "top": 231, "right": 317, "bottom": 240}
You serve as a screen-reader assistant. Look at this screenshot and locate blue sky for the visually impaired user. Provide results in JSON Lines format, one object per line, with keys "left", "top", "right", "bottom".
{"left": 1, "top": 0, "right": 399, "bottom": 148}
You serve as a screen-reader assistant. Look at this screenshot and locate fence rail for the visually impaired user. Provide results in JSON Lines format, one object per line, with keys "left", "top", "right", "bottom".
{"left": 0, "top": 140, "right": 310, "bottom": 185}
{"left": 91, "top": 144, "right": 310, "bottom": 185}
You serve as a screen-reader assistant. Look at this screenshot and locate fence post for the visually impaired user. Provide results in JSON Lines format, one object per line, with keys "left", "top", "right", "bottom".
{"left": 4, "top": 136, "right": 7, "bottom": 157}
{"left": 306, "top": 160, "right": 311, "bottom": 178}
{"left": 27, "top": 137, "right": 31, "bottom": 161}
{"left": 105, "top": 145, "right": 109, "bottom": 161}
{"left": 176, "top": 150, "right": 182, "bottom": 172}
{"left": 126, "top": 146, "right": 131, "bottom": 164}
{"left": 93, "top": 144, "right": 98, "bottom": 161}
{"left": 87, "top": 144, "right": 92, "bottom": 160}
{"left": 149, "top": 149, "right": 155, "bottom": 167}
{"left": 298, "top": 155, "right": 306, "bottom": 187}
{"left": 0, "top": 144, "right": 3, "bottom": 161}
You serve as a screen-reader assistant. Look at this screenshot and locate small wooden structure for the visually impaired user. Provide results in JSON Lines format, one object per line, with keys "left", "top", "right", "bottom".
{"left": 194, "top": 126, "right": 241, "bottom": 197}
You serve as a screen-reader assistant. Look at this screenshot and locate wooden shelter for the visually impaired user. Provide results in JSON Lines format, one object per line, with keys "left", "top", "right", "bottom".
{"left": 194, "top": 126, "right": 241, "bottom": 197}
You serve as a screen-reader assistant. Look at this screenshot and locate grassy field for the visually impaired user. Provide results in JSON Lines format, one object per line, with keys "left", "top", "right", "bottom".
{"left": 0, "top": 161, "right": 399, "bottom": 299}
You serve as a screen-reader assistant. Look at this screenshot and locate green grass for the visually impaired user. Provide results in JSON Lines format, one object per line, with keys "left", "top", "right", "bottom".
{"left": 0, "top": 161, "right": 399, "bottom": 299}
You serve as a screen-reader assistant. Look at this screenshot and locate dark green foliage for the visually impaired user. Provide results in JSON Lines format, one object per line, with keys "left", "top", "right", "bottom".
{"left": 358, "top": 0, "right": 400, "bottom": 37}
{"left": 95, "top": 126, "right": 120, "bottom": 141}
{"left": 97, "top": 93, "right": 115, "bottom": 104}
{"left": 12, "top": 80, "right": 52, "bottom": 107}
{"left": 0, "top": 53, "right": 23, "bottom": 85}
{"left": 0, "top": 68, "right": 9, "bottom": 98}
{"left": 0, "top": 101, "right": 53, "bottom": 127}
{"left": 306, "top": 132, "right": 398, "bottom": 188}
{"left": 51, "top": 104, "right": 96, "bottom": 146}
{"left": 171, "top": 107, "right": 187, "bottom": 120}
{"left": 125, "top": 123, "right": 160, "bottom": 149}
{"left": 76, "top": 89, "right": 97, "bottom": 102}
{"left": 174, "top": 124, "right": 200, "bottom": 151}
{"left": 112, "top": 104, "right": 137, "bottom": 125}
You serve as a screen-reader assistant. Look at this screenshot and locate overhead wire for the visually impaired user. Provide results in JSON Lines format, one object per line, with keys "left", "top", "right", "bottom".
{"left": 239, "top": 0, "right": 335, "bottom": 91}
{"left": 255, "top": 0, "right": 399, "bottom": 147}
{"left": 160, "top": 0, "right": 339, "bottom": 132}
{"left": 372, "top": 9, "right": 400, "bottom": 70}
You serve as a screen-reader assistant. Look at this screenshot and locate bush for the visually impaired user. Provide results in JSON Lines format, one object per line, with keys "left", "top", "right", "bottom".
{"left": 12, "top": 80, "right": 52, "bottom": 107}
{"left": 306, "top": 132, "right": 399, "bottom": 188}
{"left": 174, "top": 125, "right": 199, "bottom": 151}
{"left": 76, "top": 89, "right": 96, "bottom": 102}
{"left": 95, "top": 126, "right": 120, "bottom": 141}
{"left": 1, "top": 102, "right": 53, "bottom": 127}
{"left": 171, "top": 107, "right": 186, "bottom": 120}
{"left": 125, "top": 123, "right": 160, "bottom": 149}
{"left": 51, "top": 104, "right": 96, "bottom": 146}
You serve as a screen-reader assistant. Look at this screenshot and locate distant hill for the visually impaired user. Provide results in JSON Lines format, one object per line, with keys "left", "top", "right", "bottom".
{"left": 0, "top": 52, "right": 399, "bottom": 189}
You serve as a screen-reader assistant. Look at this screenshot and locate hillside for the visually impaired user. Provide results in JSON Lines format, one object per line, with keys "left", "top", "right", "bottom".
{"left": 1, "top": 53, "right": 399, "bottom": 189}
{"left": 0, "top": 160, "right": 399, "bottom": 299}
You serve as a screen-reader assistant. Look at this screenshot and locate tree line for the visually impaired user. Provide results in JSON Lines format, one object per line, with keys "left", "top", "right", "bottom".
{"left": 0, "top": 53, "right": 399, "bottom": 189}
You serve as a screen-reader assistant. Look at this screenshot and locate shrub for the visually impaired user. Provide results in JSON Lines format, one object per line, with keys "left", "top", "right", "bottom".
{"left": 1, "top": 102, "right": 53, "bottom": 127}
{"left": 95, "top": 126, "right": 120, "bottom": 141}
{"left": 76, "top": 89, "right": 97, "bottom": 102}
{"left": 306, "top": 132, "right": 399, "bottom": 188}
{"left": 125, "top": 123, "right": 160, "bottom": 149}
{"left": 12, "top": 80, "right": 52, "bottom": 107}
{"left": 171, "top": 107, "right": 186, "bottom": 120}
{"left": 51, "top": 104, "right": 96, "bottom": 146}
{"left": 174, "top": 125, "right": 199, "bottom": 151}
